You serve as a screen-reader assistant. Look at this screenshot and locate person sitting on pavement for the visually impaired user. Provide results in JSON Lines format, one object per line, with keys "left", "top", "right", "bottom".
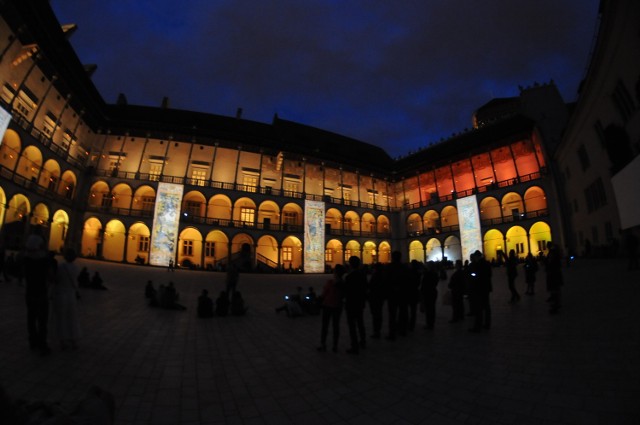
{"left": 90, "top": 271, "right": 108, "bottom": 290}
{"left": 275, "top": 286, "right": 303, "bottom": 317}
{"left": 230, "top": 291, "right": 248, "bottom": 316}
{"left": 197, "top": 289, "right": 214, "bottom": 318}
{"left": 145, "top": 280, "right": 158, "bottom": 307}
{"left": 216, "top": 291, "right": 230, "bottom": 316}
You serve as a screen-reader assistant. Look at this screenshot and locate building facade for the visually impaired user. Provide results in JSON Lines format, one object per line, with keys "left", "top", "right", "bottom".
{"left": 2, "top": 1, "right": 632, "bottom": 273}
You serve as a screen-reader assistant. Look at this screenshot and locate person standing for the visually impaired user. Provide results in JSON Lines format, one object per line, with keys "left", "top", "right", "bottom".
{"left": 524, "top": 252, "right": 538, "bottom": 295}
{"left": 407, "top": 260, "right": 423, "bottom": 331}
{"left": 52, "top": 248, "right": 81, "bottom": 350}
{"left": 225, "top": 263, "right": 239, "bottom": 299}
{"left": 23, "top": 234, "right": 56, "bottom": 355}
{"left": 317, "top": 264, "right": 345, "bottom": 352}
{"left": 448, "top": 260, "right": 466, "bottom": 322}
{"left": 503, "top": 249, "right": 520, "bottom": 303}
{"left": 367, "top": 263, "right": 386, "bottom": 339}
{"left": 545, "top": 242, "right": 564, "bottom": 314}
{"left": 468, "top": 250, "right": 492, "bottom": 332}
{"left": 344, "top": 256, "right": 367, "bottom": 354}
{"left": 385, "top": 251, "right": 407, "bottom": 341}
{"left": 421, "top": 261, "right": 439, "bottom": 330}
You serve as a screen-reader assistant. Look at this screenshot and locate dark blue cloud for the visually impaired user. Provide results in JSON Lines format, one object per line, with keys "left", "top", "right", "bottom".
{"left": 51, "top": 0, "right": 600, "bottom": 157}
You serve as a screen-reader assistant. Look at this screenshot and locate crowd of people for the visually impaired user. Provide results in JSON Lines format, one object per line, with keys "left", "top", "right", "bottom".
{"left": 315, "top": 244, "right": 566, "bottom": 354}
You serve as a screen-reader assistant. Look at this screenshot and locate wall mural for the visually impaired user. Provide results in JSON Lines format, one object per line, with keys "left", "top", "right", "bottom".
{"left": 150, "top": 182, "right": 184, "bottom": 266}
{"left": 304, "top": 200, "right": 325, "bottom": 273}
{"left": 457, "top": 194, "right": 483, "bottom": 262}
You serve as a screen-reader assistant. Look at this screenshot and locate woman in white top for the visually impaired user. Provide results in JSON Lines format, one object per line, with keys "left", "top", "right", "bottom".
{"left": 52, "top": 248, "right": 81, "bottom": 350}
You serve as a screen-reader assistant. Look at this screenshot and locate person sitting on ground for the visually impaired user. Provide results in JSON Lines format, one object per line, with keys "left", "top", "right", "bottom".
{"left": 197, "top": 289, "right": 214, "bottom": 318}
{"left": 230, "top": 291, "right": 248, "bottom": 316}
{"left": 160, "top": 281, "right": 186, "bottom": 310}
{"left": 216, "top": 291, "right": 230, "bottom": 316}
{"left": 145, "top": 280, "right": 158, "bottom": 307}
{"left": 275, "top": 286, "right": 303, "bottom": 317}
{"left": 90, "top": 271, "right": 107, "bottom": 290}
{"left": 77, "top": 267, "right": 90, "bottom": 288}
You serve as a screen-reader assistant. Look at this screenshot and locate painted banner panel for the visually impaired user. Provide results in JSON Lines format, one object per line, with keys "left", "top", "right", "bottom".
{"left": 150, "top": 182, "right": 184, "bottom": 266}
{"left": 304, "top": 200, "right": 325, "bottom": 273}
{"left": 456, "top": 194, "right": 483, "bottom": 262}
{"left": 0, "top": 106, "right": 11, "bottom": 145}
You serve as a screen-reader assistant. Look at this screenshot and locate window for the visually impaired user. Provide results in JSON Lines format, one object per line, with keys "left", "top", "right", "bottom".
{"left": 242, "top": 173, "right": 258, "bottom": 192}
{"left": 62, "top": 130, "right": 75, "bottom": 150}
{"left": 101, "top": 193, "right": 113, "bottom": 208}
{"left": 138, "top": 236, "right": 149, "bottom": 252}
{"left": 141, "top": 196, "right": 155, "bottom": 211}
{"left": 43, "top": 113, "right": 56, "bottom": 136}
{"left": 283, "top": 211, "right": 297, "bottom": 225}
{"left": 344, "top": 249, "right": 351, "bottom": 262}
{"left": 108, "top": 155, "right": 120, "bottom": 173}
{"left": 584, "top": 178, "right": 607, "bottom": 213}
{"left": 205, "top": 241, "right": 215, "bottom": 257}
{"left": 240, "top": 207, "right": 255, "bottom": 225}
{"left": 577, "top": 144, "right": 590, "bottom": 171}
{"left": 185, "top": 200, "right": 200, "bottom": 217}
{"left": 282, "top": 246, "right": 292, "bottom": 261}
{"left": 149, "top": 160, "right": 163, "bottom": 181}
{"left": 182, "top": 240, "right": 193, "bottom": 256}
{"left": 191, "top": 168, "right": 207, "bottom": 186}
{"left": 325, "top": 249, "right": 333, "bottom": 262}
{"left": 515, "top": 242, "right": 525, "bottom": 254}
{"left": 612, "top": 80, "right": 635, "bottom": 122}
{"left": 284, "top": 179, "right": 299, "bottom": 194}
{"left": 537, "top": 240, "right": 547, "bottom": 252}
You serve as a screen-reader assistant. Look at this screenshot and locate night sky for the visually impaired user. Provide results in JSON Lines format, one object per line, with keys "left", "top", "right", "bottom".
{"left": 50, "top": 1, "right": 600, "bottom": 158}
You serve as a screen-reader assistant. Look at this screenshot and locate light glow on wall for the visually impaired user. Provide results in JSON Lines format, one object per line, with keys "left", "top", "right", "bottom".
{"left": 456, "top": 194, "right": 483, "bottom": 261}
{"left": 304, "top": 200, "right": 325, "bottom": 273}
{"left": 150, "top": 182, "right": 184, "bottom": 266}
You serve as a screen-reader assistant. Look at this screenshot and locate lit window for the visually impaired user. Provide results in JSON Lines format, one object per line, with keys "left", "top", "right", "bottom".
{"left": 182, "top": 240, "right": 193, "bottom": 256}
{"left": 282, "top": 246, "right": 292, "bottom": 261}
{"left": 240, "top": 207, "right": 255, "bottom": 225}
{"left": 191, "top": 168, "right": 207, "bottom": 186}
{"left": 138, "top": 236, "right": 149, "bottom": 252}
{"left": 283, "top": 211, "right": 297, "bottom": 225}
{"left": 243, "top": 174, "right": 258, "bottom": 192}
{"left": 325, "top": 249, "right": 333, "bottom": 262}
{"left": 205, "top": 241, "right": 215, "bottom": 257}
{"left": 149, "top": 160, "right": 163, "bottom": 181}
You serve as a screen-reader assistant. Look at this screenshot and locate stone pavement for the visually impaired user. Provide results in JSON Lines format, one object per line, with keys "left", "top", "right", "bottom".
{"left": 1, "top": 257, "right": 639, "bottom": 425}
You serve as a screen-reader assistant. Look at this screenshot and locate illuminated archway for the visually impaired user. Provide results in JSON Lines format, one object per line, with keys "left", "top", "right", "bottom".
{"left": 0, "top": 128, "right": 21, "bottom": 170}
{"left": 103, "top": 219, "right": 126, "bottom": 261}
{"left": 376, "top": 215, "right": 390, "bottom": 234}
{"left": 505, "top": 225, "right": 528, "bottom": 258}
{"left": 126, "top": 222, "right": 151, "bottom": 264}
{"left": 441, "top": 205, "right": 459, "bottom": 228}
{"left": 256, "top": 234, "right": 279, "bottom": 270}
{"left": 132, "top": 185, "right": 156, "bottom": 215}
{"left": 6, "top": 193, "right": 30, "bottom": 224}
{"left": 479, "top": 196, "right": 501, "bottom": 223}
{"left": 257, "top": 200, "right": 280, "bottom": 229}
{"left": 282, "top": 202, "right": 303, "bottom": 228}
{"left": 362, "top": 240, "right": 377, "bottom": 265}
{"left": 233, "top": 197, "right": 257, "bottom": 224}
{"left": 40, "top": 159, "right": 61, "bottom": 190}
{"left": 182, "top": 190, "right": 206, "bottom": 219}
{"left": 112, "top": 183, "right": 133, "bottom": 210}
{"left": 407, "top": 213, "right": 422, "bottom": 235}
{"left": 502, "top": 192, "right": 525, "bottom": 221}
{"left": 361, "top": 213, "right": 376, "bottom": 235}
{"left": 31, "top": 202, "right": 49, "bottom": 227}
{"left": 426, "top": 238, "right": 442, "bottom": 261}
{"left": 81, "top": 217, "right": 102, "bottom": 257}
{"left": 59, "top": 170, "right": 77, "bottom": 199}
{"left": 344, "top": 240, "right": 361, "bottom": 262}
{"left": 409, "top": 240, "right": 424, "bottom": 262}
{"left": 325, "top": 208, "right": 343, "bottom": 232}
{"left": 204, "top": 230, "right": 229, "bottom": 269}
{"left": 178, "top": 227, "right": 203, "bottom": 268}
{"left": 423, "top": 210, "right": 440, "bottom": 234}
{"left": 0, "top": 187, "right": 6, "bottom": 229}
{"left": 483, "top": 229, "right": 504, "bottom": 262}
{"left": 529, "top": 221, "right": 552, "bottom": 256}
{"left": 281, "top": 235, "right": 303, "bottom": 270}
{"left": 230, "top": 233, "right": 254, "bottom": 270}
{"left": 344, "top": 211, "right": 361, "bottom": 233}
{"left": 208, "top": 194, "right": 232, "bottom": 220}
{"left": 88, "top": 181, "right": 110, "bottom": 208}
{"left": 524, "top": 186, "right": 547, "bottom": 214}
{"left": 49, "top": 209, "right": 69, "bottom": 253}
{"left": 377, "top": 241, "right": 391, "bottom": 263}
{"left": 16, "top": 145, "right": 42, "bottom": 181}
{"left": 325, "top": 239, "right": 344, "bottom": 270}
{"left": 444, "top": 235, "right": 462, "bottom": 263}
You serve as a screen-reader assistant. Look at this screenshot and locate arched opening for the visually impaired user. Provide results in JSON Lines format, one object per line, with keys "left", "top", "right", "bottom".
{"left": 479, "top": 196, "right": 501, "bottom": 224}
{"left": 426, "top": 238, "right": 443, "bottom": 261}
{"left": 208, "top": 194, "right": 232, "bottom": 221}
{"left": 49, "top": 209, "right": 69, "bottom": 253}
{"left": 529, "top": 221, "right": 552, "bottom": 256}
{"left": 81, "top": 217, "right": 103, "bottom": 257}
{"left": 103, "top": 219, "right": 126, "bottom": 261}
{"left": 0, "top": 128, "right": 21, "bottom": 170}
{"left": 325, "top": 208, "right": 343, "bottom": 233}
{"left": 16, "top": 145, "right": 42, "bottom": 182}
{"left": 444, "top": 235, "right": 461, "bottom": 263}
{"left": 344, "top": 211, "right": 360, "bottom": 234}
{"left": 524, "top": 186, "right": 547, "bottom": 215}
{"left": 112, "top": 183, "right": 133, "bottom": 210}
{"left": 230, "top": 233, "right": 254, "bottom": 271}
{"left": 182, "top": 190, "right": 206, "bottom": 219}
{"left": 204, "top": 230, "right": 229, "bottom": 269}
{"left": 325, "top": 239, "right": 344, "bottom": 271}
{"left": 483, "top": 229, "right": 504, "bottom": 263}
{"left": 362, "top": 240, "right": 377, "bottom": 265}
{"left": 256, "top": 234, "right": 279, "bottom": 271}
{"left": 361, "top": 213, "right": 376, "bottom": 235}
{"left": 409, "top": 240, "right": 424, "bottom": 262}
{"left": 178, "top": 227, "right": 203, "bottom": 269}
{"left": 257, "top": 200, "right": 280, "bottom": 230}
{"left": 377, "top": 241, "right": 391, "bottom": 264}
{"left": 376, "top": 215, "right": 390, "bottom": 235}
{"left": 441, "top": 205, "right": 459, "bottom": 229}
{"left": 502, "top": 192, "right": 525, "bottom": 222}
{"left": 505, "top": 225, "right": 528, "bottom": 259}
{"left": 281, "top": 235, "right": 303, "bottom": 271}
{"left": 423, "top": 210, "right": 440, "bottom": 235}
{"left": 127, "top": 222, "right": 151, "bottom": 264}
{"left": 344, "top": 240, "right": 361, "bottom": 262}
{"left": 88, "top": 181, "right": 111, "bottom": 208}
{"left": 407, "top": 213, "right": 423, "bottom": 236}
{"left": 132, "top": 185, "right": 156, "bottom": 215}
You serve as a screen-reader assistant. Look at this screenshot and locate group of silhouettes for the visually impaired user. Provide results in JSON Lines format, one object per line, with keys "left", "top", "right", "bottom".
{"left": 316, "top": 243, "right": 564, "bottom": 354}
{"left": 144, "top": 280, "right": 248, "bottom": 317}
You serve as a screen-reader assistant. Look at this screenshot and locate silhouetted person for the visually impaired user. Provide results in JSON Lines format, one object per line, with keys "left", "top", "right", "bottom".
{"left": 421, "top": 261, "right": 439, "bottom": 330}
{"left": 52, "top": 248, "right": 81, "bottom": 351}
{"left": 344, "top": 256, "right": 367, "bottom": 354}
{"left": 216, "top": 291, "right": 230, "bottom": 316}
{"left": 318, "top": 264, "right": 345, "bottom": 352}
{"left": 90, "top": 271, "right": 107, "bottom": 290}
{"left": 168, "top": 259, "right": 175, "bottom": 272}
{"left": 367, "top": 263, "right": 386, "bottom": 339}
{"left": 275, "top": 286, "right": 303, "bottom": 317}
{"left": 545, "top": 242, "right": 564, "bottom": 314}
{"left": 197, "top": 290, "right": 214, "bottom": 318}
{"left": 23, "top": 234, "right": 56, "bottom": 355}
{"left": 407, "top": 260, "right": 423, "bottom": 331}
{"left": 231, "top": 291, "right": 248, "bottom": 315}
{"left": 385, "top": 250, "right": 408, "bottom": 340}
{"left": 468, "top": 250, "right": 492, "bottom": 332}
{"left": 145, "top": 280, "right": 158, "bottom": 307}
{"left": 302, "top": 287, "right": 320, "bottom": 315}
{"left": 448, "top": 260, "right": 466, "bottom": 322}
{"left": 226, "top": 263, "right": 239, "bottom": 298}
{"left": 502, "top": 249, "right": 520, "bottom": 303}
{"left": 162, "top": 281, "right": 186, "bottom": 310}
{"left": 524, "top": 253, "right": 538, "bottom": 295}
{"left": 77, "top": 267, "right": 90, "bottom": 288}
